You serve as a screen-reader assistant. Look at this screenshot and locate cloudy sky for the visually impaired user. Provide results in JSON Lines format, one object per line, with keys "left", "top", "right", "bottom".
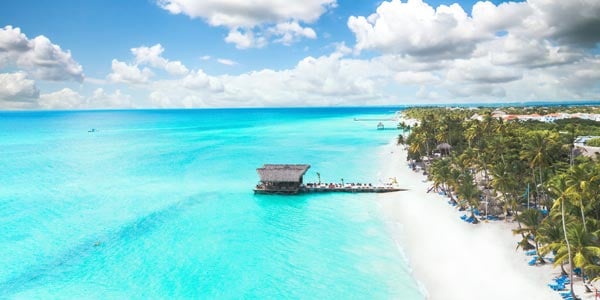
{"left": 1, "top": 0, "right": 599, "bottom": 109}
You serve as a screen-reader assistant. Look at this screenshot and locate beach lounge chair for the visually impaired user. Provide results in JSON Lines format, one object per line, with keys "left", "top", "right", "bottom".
{"left": 528, "top": 257, "right": 537, "bottom": 266}
{"left": 525, "top": 250, "right": 537, "bottom": 256}
{"left": 554, "top": 275, "right": 569, "bottom": 284}
{"left": 548, "top": 282, "right": 565, "bottom": 291}
{"left": 559, "top": 292, "right": 573, "bottom": 299}
{"left": 556, "top": 276, "right": 568, "bottom": 283}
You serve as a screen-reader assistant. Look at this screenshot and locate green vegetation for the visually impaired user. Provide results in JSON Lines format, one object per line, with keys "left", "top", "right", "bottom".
{"left": 401, "top": 106, "right": 600, "bottom": 298}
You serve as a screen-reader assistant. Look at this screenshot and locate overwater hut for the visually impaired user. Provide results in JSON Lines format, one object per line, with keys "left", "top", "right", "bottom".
{"left": 436, "top": 143, "right": 452, "bottom": 156}
{"left": 377, "top": 122, "right": 384, "bottom": 130}
{"left": 254, "top": 164, "right": 311, "bottom": 194}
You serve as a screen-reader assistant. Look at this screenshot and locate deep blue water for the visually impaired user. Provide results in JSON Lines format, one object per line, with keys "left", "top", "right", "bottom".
{"left": 0, "top": 107, "right": 423, "bottom": 299}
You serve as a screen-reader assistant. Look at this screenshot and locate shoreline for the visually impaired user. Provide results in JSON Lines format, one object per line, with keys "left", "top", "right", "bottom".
{"left": 376, "top": 140, "right": 561, "bottom": 300}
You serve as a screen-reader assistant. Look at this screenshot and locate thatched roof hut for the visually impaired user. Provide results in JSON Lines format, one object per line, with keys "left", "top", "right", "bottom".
{"left": 255, "top": 164, "right": 311, "bottom": 194}
{"left": 436, "top": 143, "right": 452, "bottom": 156}
{"left": 257, "top": 164, "right": 310, "bottom": 183}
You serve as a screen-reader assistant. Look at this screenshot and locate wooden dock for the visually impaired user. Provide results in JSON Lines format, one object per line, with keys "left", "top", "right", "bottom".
{"left": 253, "top": 164, "right": 406, "bottom": 195}
{"left": 254, "top": 183, "right": 406, "bottom": 195}
{"left": 300, "top": 185, "right": 406, "bottom": 193}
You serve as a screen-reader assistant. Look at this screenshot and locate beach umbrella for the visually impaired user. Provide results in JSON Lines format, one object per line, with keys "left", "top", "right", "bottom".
{"left": 436, "top": 143, "right": 452, "bottom": 156}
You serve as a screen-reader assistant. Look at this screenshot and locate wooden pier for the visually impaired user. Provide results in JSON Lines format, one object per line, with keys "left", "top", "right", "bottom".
{"left": 253, "top": 164, "right": 406, "bottom": 195}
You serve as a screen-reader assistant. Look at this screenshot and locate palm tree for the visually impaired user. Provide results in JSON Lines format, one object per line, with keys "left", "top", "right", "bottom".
{"left": 522, "top": 131, "right": 563, "bottom": 206}
{"left": 430, "top": 158, "right": 452, "bottom": 195}
{"left": 447, "top": 167, "right": 462, "bottom": 206}
{"left": 407, "top": 130, "right": 426, "bottom": 160}
{"left": 397, "top": 121, "right": 407, "bottom": 131}
{"left": 565, "top": 162, "right": 600, "bottom": 233}
{"left": 522, "top": 132, "right": 545, "bottom": 190}
{"left": 397, "top": 134, "right": 405, "bottom": 145}
{"left": 513, "top": 209, "right": 546, "bottom": 262}
{"left": 566, "top": 163, "right": 592, "bottom": 232}
{"left": 538, "top": 214, "right": 568, "bottom": 275}
{"left": 464, "top": 121, "right": 480, "bottom": 148}
{"left": 571, "top": 224, "right": 600, "bottom": 291}
{"left": 457, "top": 172, "right": 481, "bottom": 223}
{"left": 548, "top": 174, "right": 576, "bottom": 298}
{"left": 556, "top": 223, "right": 600, "bottom": 292}
{"left": 490, "top": 161, "right": 519, "bottom": 218}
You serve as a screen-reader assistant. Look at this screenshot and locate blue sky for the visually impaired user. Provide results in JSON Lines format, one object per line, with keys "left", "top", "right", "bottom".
{"left": 0, "top": 0, "right": 598, "bottom": 109}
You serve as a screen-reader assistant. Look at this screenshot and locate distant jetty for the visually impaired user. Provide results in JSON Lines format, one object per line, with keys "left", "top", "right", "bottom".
{"left": 253, "top": 164, "right": 406, "bottom": 195}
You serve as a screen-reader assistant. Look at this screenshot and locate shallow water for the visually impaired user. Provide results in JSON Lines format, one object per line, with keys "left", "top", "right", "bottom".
{"left": 0, "top": 107, "right": 422, "bottom": 299}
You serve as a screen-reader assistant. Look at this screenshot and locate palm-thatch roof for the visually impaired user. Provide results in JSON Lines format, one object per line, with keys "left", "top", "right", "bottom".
{"left": 436, "top": 143, "right": 452, "bottom": 151}
{"left": 257, "top": 164, "right": 311, "bottom": 183}
{"left": 436, "top": 143, "right": 452, "bottom": 156}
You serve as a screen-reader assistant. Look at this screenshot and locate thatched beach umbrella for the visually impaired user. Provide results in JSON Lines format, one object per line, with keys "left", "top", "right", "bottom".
{"left": 436, "top": 143, "right": 452, "bottom": 156}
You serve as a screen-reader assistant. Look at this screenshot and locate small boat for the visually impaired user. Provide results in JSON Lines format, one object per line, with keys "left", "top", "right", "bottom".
{"left": 88, "top": 128, "right": 96, "bottom": 133}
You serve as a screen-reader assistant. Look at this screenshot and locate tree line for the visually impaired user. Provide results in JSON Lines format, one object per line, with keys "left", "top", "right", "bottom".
{"left": 399, "top": 107, "right": 600, "bottom": 298}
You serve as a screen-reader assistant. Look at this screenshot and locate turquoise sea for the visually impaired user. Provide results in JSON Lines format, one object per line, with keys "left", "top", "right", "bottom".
{"left": 0, "top": 107, "right": 423, "bottom": 299}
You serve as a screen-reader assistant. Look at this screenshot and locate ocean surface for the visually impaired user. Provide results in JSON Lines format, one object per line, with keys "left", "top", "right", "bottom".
{"left": 0, "top": 107, "right": 423, "bottom": 299}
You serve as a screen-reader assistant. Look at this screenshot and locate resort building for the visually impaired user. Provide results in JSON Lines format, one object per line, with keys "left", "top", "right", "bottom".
{"left": 493, "top": 112, "right": 600, "bottom": 123}
{"left": 469, "top": 113, "right": 483, "bottom": 121}
{"left": 573, "top": 136, "right": 600, "bottom": 159}
{"left": 491, "top": 110, "right": 507, "bottom": 119}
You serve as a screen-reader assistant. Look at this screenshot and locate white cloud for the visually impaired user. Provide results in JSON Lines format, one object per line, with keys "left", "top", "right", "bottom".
{"left": 182, "top": 70, "right": 223, "bottom": 93}
{"left": 113, "top": 47, "right": 600, "bottom": 108}
{"left": 141, "top": 52, "right": 393, "bottom": 108}
{"left": 0, "top": 72, "right": 39, "bottom": 103}
{"left": 446, "top": 58, "right": 522, "bottom": 84}
{"left": 39, "top": 88, "right": 83, "bottom": 109}
{"left": 217, "top": 58, "right": 237, "bottom": 66}
{"left": 336, "top": 0, "right": 600, "bottom": 104}
{"left": 131, "top": 44, "right": 189, "bottom": 75}
{"left": 527, "top": 0, "right": 600, "bottom": 47}
{"left": 270, "top": 21, "right": 317, "bottom": 45}
{"left": 471, "top": 1, "right": 532, "bottom": 34}
{"left": 157, "top": 0, "right": 336, "bottom": 27}
{"left": 157, "top": 0, "right": 336, "bottom": 48}
{"left": 89, "top": 88, "right": 133, "bottom": 108}
{"left": 479, "top": 35, "right": 582, "bottom": 69}
{"left": 75, "top": 6, "right": 600, "bottom": 110}
{"left": 0, "top": 26, "right": 84, "bottom": 82}
{"left": 454, "top": 85, "right": 507, "bottom": 98}
{"left": 395, "top": 71, "right": 439, "bottom": 85}
{"left": 348, "top": 0, "right": 600, "bottom": 59}
{"left": 107, "top": 44, "right": 190, "bottom": 84}
{"left": 348, "top": 0, "right": 484, "bottom": 59}
{"left": 332, "top": 42, "right": 352, "bottom": 57}
{"left": 225, "top": 29, "right": 266, "bottom": 49}
{"left": 107, "top": 59, "right": 153, "bottom": 84}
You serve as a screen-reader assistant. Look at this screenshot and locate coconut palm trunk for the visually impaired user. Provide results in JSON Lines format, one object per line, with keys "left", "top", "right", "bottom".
{"left": 561, "top": 196, "right": 575, "bottom": 298}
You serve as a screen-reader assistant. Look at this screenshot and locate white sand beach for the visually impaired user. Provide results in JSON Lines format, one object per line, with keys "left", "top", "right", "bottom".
{"left": 377, "top": 141, "right": 563, "bottom": 300}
